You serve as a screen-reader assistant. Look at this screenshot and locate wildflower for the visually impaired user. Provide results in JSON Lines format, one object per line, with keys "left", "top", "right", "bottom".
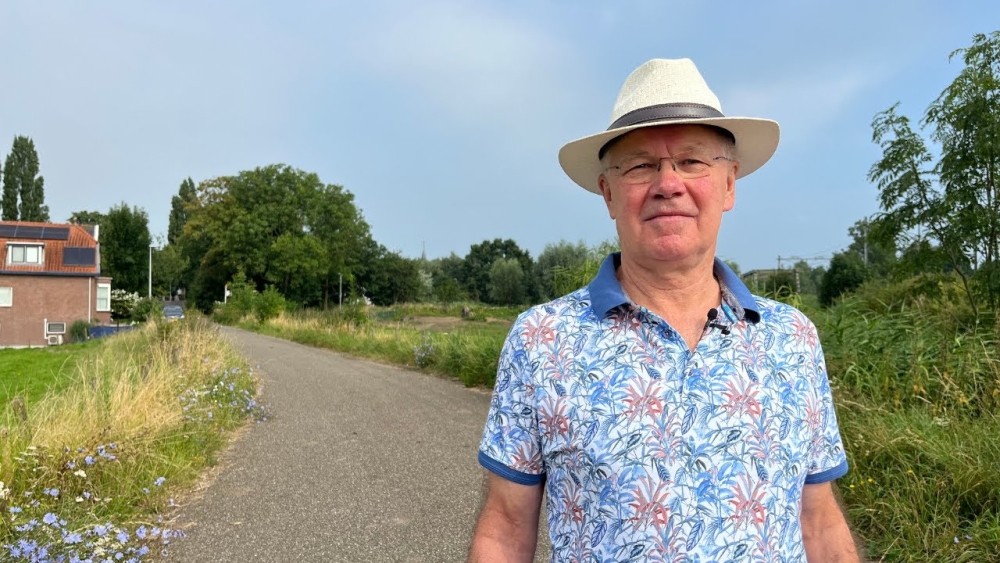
{"left": 64, "top": 532, "right": 83, "bottom": 544}
{"left": 154, "top": 477, "right": 166, "bottom": 487}
{"left": 117, "top": 530, "right": 129, "bottom": 543}
{"left": 75, "top": 469, "right": 87, "bottom": 478}
{"left": 85, "top": 456, "right": 95, "bottom": 465}
{"left": 867, "top": 478, "right": 873, "bottom": 483}
{"left": 954, "top": 537, "right": 960, "bottom": 543}
{"left": 10, "top": 506, "right": 22, "bottom": 513}
{"left": 67, "top": 461, "right": 76, "bottom": 469}
{"left": 43, "top": 513, "right": 58, "bottom": 526}
{"left": 143, "top": 487, "right": 150, "bottom": 494}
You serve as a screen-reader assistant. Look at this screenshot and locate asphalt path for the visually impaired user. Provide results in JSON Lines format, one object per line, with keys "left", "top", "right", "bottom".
{"left": 165, "top": 327, "right": 550, "bottom": 562}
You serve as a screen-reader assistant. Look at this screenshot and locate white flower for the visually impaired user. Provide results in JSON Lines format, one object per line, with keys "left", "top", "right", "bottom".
{"left": 74, "top": 470, "right": 87, "bottom": 478}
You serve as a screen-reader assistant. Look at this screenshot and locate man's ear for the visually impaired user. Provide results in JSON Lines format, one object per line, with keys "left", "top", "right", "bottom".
{"left": 599, "top": 175, "right": 616, "bottom": 219}
{"left": 723, "top": 162, "right": 738, "bottom": 212}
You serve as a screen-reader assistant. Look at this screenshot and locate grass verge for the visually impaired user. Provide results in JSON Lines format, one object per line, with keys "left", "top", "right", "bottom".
{"left": 242, "top": 313, "right": 503, "bottom": 387}
{"left": 0, "top": 317, "right": 266, "bottom": 562}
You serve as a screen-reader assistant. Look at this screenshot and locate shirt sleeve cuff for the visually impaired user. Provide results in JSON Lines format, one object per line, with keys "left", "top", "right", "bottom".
{"left": 804, "top": 459, "right": 849, "bottom": 484}
{"left": 478, "top": 451, "right": 545, "bottom": 486}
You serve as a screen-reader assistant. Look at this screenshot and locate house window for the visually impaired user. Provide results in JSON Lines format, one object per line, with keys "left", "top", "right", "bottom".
{"left": 0, "top": 287, "right": 11, "bottom": 307}
{"left": 47, "top": 322, "right": 66, "bottom": 334}
{"left": 7, "top": 243, "right": 44, "bottom": 265}
{"left": 96, "top": 283, "right": 111, "bottom": 312}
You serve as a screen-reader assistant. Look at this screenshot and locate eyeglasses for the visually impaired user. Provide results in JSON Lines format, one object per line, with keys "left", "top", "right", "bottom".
{"left": 605, "top": 150, "right": 733, "bottom": 184}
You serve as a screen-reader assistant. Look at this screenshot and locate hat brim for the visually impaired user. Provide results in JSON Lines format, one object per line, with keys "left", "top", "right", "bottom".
{"left": 558, "top": 117, "right": 780, "bottom": 195}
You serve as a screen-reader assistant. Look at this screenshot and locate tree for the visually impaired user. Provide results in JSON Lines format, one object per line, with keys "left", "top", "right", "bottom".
{"left": 354, "top": 245, "right": 422, "bottom": 306}
{"left": 102, "top": 203, "right": 152, "bottom": 294}
{"left": 68, "top": 210, "right": 105, "bottom": 225}
{"left": 463, "top": 239, "right": 536, "bottom": 304}
{"left": 489, "top": 258, "right": 526, "bottom": 305}
{"left": 2, "top": 136, "right": 48, "bottom": 222}
{"left": 179, "top": 165, "right": 373, "bottom": 311}
{"left": 152, "top": 244, "right": 189, "bottom": 299}
{"left": 168, "top": 177, "right": 197, "bottom": 245}
{"left": 846, "top": 218, "right": 896, "bottom": 279}
{"left": 869, "top": 31, "right": 1000, "bottom": 313}
{"left": 820, "top": 252, "right": 867, "bottom": 307}
{"left": 535, "top": 240, "right": 589, "bottom": 301}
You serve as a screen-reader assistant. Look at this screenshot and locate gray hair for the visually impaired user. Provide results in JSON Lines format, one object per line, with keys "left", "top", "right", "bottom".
{"left": 599, "top": 125, "right": 738, "bottom": 170}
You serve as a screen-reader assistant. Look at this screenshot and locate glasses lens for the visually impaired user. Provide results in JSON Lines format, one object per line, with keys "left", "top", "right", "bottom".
{"left": 615, "top": 151, "right": 720, "bottom": 184}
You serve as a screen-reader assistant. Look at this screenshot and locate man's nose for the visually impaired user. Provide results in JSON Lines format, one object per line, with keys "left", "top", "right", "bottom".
{"left": 650, "top": 159, "right": 686, "bottom": 196}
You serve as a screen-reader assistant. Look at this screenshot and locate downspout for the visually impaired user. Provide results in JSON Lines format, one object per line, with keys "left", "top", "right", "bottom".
{"left": 88, "top": 276, "right": 92, "bottom": 323}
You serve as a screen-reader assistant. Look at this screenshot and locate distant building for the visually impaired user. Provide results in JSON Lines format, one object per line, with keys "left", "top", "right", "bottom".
{"left": 0, "top": 221, "right": 112, "bottom": 347}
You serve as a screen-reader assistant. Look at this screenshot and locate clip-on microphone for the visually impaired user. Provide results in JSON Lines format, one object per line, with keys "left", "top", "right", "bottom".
{"left": 705, "top": 308, "right": 731, "bottom": 335}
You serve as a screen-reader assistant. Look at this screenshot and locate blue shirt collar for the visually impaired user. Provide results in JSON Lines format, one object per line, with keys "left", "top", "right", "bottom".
{"left": 587, "top": 252, "right": 760, "bottom": 323}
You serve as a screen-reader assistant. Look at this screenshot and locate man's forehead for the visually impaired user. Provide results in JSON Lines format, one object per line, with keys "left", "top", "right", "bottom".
{"left": 605, "top": 125, "right": 722, "bottom": 157}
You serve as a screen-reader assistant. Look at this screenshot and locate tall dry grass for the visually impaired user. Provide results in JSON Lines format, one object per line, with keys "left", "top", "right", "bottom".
{"left": 1, "top": 316, "right": 264, "bottom": 562}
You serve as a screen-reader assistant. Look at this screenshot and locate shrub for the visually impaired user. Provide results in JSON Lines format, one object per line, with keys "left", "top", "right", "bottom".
{"left": 132, "top": 297, "right": 162, "bottom": 323}
{"left": 254, "top": 286, "right": 286, "bottom": 323}
{"left": 68, "top": 320, "right": 90, "bottom": 343}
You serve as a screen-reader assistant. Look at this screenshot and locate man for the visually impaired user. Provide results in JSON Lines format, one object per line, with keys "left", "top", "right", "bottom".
{"left": 468, "top": 59, "right": 860, "bottom": 562}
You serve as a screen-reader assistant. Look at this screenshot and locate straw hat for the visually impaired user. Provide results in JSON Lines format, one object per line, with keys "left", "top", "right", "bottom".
{"left": 558, "top": 58, "right": 780, "bottom": 194}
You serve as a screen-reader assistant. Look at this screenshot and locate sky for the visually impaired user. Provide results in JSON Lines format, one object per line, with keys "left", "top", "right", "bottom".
{"left": 1, "top": 1, "right": 998, "bottom": 272}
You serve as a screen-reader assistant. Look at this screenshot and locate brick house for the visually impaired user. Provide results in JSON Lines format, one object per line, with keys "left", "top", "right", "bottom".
{"left": 0, "top": 221, "right": 112, "bottom": 348}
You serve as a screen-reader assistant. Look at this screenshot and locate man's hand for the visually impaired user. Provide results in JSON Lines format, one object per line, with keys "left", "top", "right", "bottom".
{"left": 801, "top": 482, "right": 863, "bottom": 562}
{"left": 467, "top": 472, "right": 544, "bottom": 563}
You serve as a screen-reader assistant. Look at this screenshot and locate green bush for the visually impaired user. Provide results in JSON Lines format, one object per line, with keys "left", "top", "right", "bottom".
{"left": 69, "top": 320, "right": 90, "bottom": 342}
{"left": 254, "top": 285, "right": 286, "bottom": 323}
{"left": 132, "top": 297, "right": 162, "bottom": 323}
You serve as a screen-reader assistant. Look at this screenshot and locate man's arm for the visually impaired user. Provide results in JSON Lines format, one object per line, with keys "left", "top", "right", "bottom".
{"left": 801, "top": 482, "right": 863, "bottom": 562}
{"left": 468, "top": 472, "right": 544, "bottom": 563}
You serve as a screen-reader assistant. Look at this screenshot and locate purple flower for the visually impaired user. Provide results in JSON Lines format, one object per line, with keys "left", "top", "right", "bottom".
{"left": 85, "top": 456, "right": 95, "bottom": 465}
{"left": 43, "top": 513, "right": 58, "bottom": 525}
{"left": 154, "top": 477, "right": 166, "bottom": 487}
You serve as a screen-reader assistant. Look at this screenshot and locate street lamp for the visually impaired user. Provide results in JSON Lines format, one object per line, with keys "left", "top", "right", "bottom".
{"left": 148, "top": 244, "right": 156, "bottom": 299}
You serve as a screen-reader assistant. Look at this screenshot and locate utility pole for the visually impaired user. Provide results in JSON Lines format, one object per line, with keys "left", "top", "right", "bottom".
{"left": 862, "top": 218, "right": 869, "bottom": 267}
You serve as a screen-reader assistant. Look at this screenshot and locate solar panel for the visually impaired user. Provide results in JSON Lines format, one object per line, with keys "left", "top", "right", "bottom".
{"left": 0, "top": 224, "right": 71, "bottom": 240}
{"left": 0, "top": 223, "right": 69, "bottom": 240}
{"left": 13, "top": 226, "right": 43, "bottom": 238}
{"left": 40, "top": 227, "right": 70, "bottom": 240}
{"left": 63, "top": 247, "right": 97, "bottom": 266}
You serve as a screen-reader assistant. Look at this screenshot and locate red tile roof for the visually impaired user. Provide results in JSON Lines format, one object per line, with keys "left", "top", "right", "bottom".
{"left": 0, "top": 221, "right": 100, "bottom": 275}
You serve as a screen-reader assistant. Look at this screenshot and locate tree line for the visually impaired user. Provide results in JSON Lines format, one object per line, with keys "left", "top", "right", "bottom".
{"left": 9, "top": 30, "right": 1000, "bottom": 321}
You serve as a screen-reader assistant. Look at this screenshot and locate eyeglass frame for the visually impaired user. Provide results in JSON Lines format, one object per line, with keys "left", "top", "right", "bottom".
{"left": 603, "top": 151, "right": 735, "bottom": 184}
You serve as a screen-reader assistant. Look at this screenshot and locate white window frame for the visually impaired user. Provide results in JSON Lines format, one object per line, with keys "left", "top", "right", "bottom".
{"left": 7, "top": 243, "right": 44, "bottom": 266}
{"left": 0, "top": 287, "right": 11, "bottom": 307}
{"left": 96, "top": 283, "right": 111, "bottom": 312}
{"left": 47, "top": 322, "right": 66, "bottom": 334}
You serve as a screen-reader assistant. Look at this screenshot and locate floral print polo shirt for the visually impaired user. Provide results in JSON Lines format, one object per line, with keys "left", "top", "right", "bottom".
{"left": 479, "top": 253, "right": 848, "bottom": 562}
